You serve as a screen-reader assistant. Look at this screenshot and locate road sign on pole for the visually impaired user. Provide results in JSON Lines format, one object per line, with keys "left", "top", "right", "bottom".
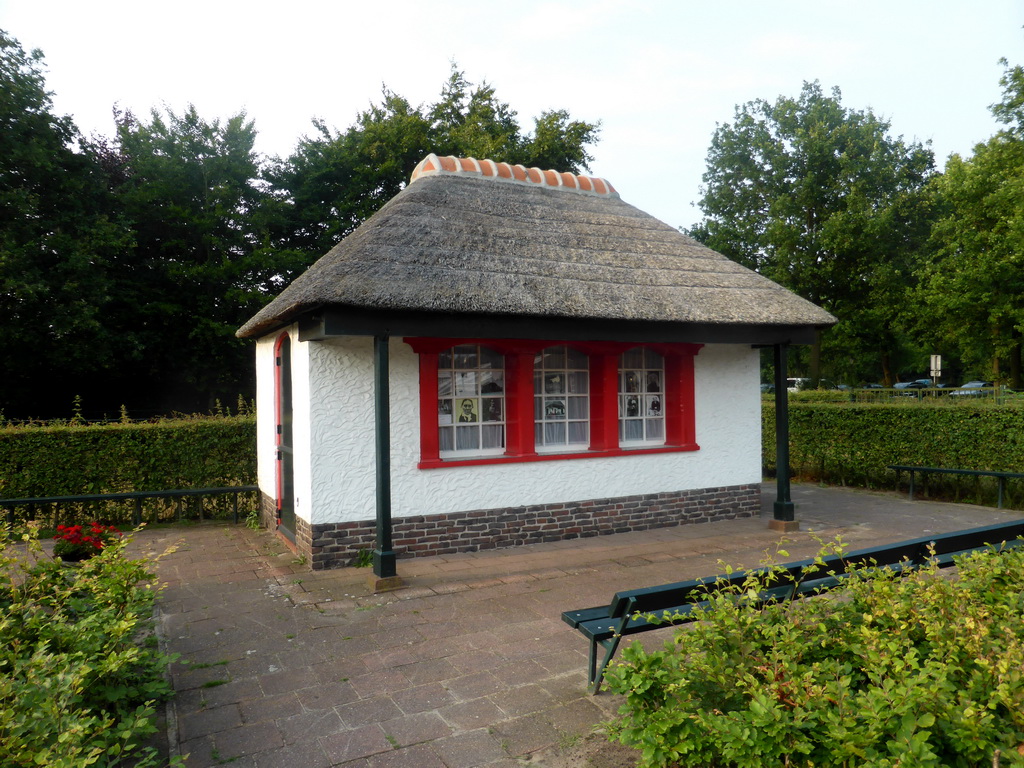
{"left": 930, "top": 354, "right": 942, "bottom": 382}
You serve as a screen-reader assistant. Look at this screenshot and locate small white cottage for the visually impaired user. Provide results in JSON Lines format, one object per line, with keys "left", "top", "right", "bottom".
{"left": 237, "top": 154, "right": 835, "bottom": 572}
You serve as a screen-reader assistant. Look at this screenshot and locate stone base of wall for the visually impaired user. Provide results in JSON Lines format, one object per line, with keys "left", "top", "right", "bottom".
{"left": 259, "top": 493, "right": 314, "bottom": 558}
{"left": 298, "top": 483, "right": 760, "bottom": 571}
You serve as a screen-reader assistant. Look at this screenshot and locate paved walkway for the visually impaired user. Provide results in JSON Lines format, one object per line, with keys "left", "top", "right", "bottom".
{"left": 142, "top": 482, "right": 1022, "bottom": 767}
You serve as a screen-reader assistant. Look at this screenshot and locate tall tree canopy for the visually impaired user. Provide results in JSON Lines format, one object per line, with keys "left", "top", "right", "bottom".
{"left": 108, "top": 105, "right": 275, "bottom": 411}
{"left": 0, "top": 29, "right": 132, "bottom": 415}
{"left": 916, "top": 60, "right": 1024, "bottom": 388}
{"left": 690, "top": 82, "right": 934, "bottom": 384}
{"left": 264, "top": 67, "right": 601, "bottom": 259}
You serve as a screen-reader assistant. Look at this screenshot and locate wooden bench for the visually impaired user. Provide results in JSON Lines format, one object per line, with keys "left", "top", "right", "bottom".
{"left": 562, "top": 519, "right": 1024, "bottom": 693}
{"left": 889, "top": 465, "right": 1024, "bottom": 508}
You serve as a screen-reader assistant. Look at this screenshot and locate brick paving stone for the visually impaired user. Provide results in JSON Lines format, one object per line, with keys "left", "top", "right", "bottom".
{"left": 348, "top": 667, "right": 412, "bottom": 698}
{"left": 276, "top": 709, "right": 346, "bottom": 745}
{"left": 239, "top": 691, "right": 303, "bottom": 724}
{"left": 177, "top": 703, "right": 241, "bottom": 742}
{"left": 380, "top": 711, "right": 453, "bottom": 747}
{"left": 336, "top": 696, "right": 405, "bottom": 729}
{"left": 213, "top": 721, "right": 285, "bottom": 759}
{"left": 489, "top": 711, "right": 561, "bottom": 756}
{"left": 367, "top": 742, "right": 447, "bottom": 768}
{"left": 426, "top": 729, "right": 508, "bottom": 768}
{"left": 399, "top": 656, "right": 460, "bottom": 686}
{"left": 489, "top": 683, "right": 556, "bottom": 718}
{"left": 319, "top": 724, "right": 393, "bottom": 764}
{"left": 443, "top": 671, "right": 504, "bottom": 701}
{"left": 438, "top": 698, "right": 508, "bottom": 731}
{"left": 391, "top": 682, "right": 456, "bottom": 714}
{"left": 253, "top": 739, "right": 332, "bottom": 768}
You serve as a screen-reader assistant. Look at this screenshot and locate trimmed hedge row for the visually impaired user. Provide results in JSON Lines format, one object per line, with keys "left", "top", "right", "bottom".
{"left": 764, "top": 402, "right": 1024, "bottom": 505}
{"left": 0, "top": 416, "right": 256, "bottom": 499}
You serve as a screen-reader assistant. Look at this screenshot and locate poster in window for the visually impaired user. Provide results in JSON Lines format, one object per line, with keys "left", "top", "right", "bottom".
{"left": 438, "top": 399, "right": 453, "bottom": 425}
{"left": 646, "top": 372, "right": 661, "bottom": 393}
{"left": 647, "top": 395, "right": 662, "bottom": 416}
{"left": 545, "top": 399, "right": 566, "bottom": 418}
{"left": 544, "top": 373, "right": 564, "bottom": 394}
{"left": 482, "top": 398, "right": 503, "bottom": 422}
{"left": 624, "top": 372, "right": 640, "bottom": 393}
{"left": 625, "top": 395, "right": 640, "bottom": 417}
{"left": 480, "top": 371, "right": 504, "bottom": 393}
{"left": 456, "top": 398, "right": 478, "bottom": 423}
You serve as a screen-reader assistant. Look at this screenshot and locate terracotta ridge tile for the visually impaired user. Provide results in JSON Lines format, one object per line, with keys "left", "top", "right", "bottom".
{"left": 410, "top": 153, "right": 617, "bottom": 197}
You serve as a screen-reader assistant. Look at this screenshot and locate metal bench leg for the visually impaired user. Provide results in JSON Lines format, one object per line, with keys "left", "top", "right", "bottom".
{"left": 590, "top": 636, "right": 622, "bottom": 695}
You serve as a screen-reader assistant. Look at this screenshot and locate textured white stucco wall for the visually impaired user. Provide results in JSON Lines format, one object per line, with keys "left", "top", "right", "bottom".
{"left": 278, "top": 337, "right": 762, "bottom": 526}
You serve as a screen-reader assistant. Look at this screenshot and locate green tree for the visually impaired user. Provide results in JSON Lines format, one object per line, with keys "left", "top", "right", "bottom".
{"left": 111, "top": 105, "right": 274, "bottom": 410}
{"left": 916, "top": 60, "right": 1024, "bottom": 388}
{"left": 0, "top": 30, "right": 132, "bottom": 417}
{"left": 266, "top": 66, "right": 600, "bottom": 260}
{"left": 691, "top": 82, "right": 934, "bottom": 385}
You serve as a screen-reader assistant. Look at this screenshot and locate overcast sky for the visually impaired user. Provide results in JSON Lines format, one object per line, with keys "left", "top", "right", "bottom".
{"left": 3, "top": 1, "right": 1022, "bottom": 229}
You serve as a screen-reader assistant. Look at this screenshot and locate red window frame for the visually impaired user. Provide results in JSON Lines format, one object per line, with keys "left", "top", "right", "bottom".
{"left": 405, "top": 338, "right": 702, "bottom": 469}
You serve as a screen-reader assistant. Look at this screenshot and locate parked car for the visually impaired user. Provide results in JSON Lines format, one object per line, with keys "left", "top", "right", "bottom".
{"left": 948, "top": 381, "right": 993, "bottom": 397}
{"left": 760, "top": 383, "right": 775, "bottom": 394}
{"left": 893, "top": 379, "right": 932, "bottom": 389}
{"left": 786, "top": 377, "right": 809, "bottom": 392}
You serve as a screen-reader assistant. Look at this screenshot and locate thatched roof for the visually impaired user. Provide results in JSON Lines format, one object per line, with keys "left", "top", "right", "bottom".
{"left": 237, "top": 154, "right": 836, "bottom": 341}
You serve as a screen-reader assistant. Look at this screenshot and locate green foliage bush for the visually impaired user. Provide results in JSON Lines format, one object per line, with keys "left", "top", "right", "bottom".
{"left": 0, "top": 523, "right": 179, "bottom": 767}
{"left": 763, "top": 403, "right": 1024, "bottom": 503}
{"left": 606, "top": 542, "right": 1024, "bottom": 767}
{"left": 0, "top": 415, "right": 256, "bottom": 499}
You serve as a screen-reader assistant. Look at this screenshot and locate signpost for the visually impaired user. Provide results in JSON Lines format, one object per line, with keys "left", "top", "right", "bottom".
{"left": 930, "top": 354, "right": 942, "bottom": 385}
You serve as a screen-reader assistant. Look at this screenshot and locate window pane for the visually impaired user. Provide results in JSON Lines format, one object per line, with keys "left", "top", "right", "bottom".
{"left": 535, "top": 423, "right": 544, "bottom": 444}
{"left": 568, "top": 396, "right": 588, "bottom": 419}
{"left": 623, "top": 371, "right": 641, "bottom": 393}
{"left": 438, "top": 350, "right": 452, "bottom": 369}
{"left": 623, "top": 419, "right": 644, "bottom": 441}
{"left": 645, "top": 371, "right": 662, "bottom": 393}
{"left": 566, "top": 347, "right": 588, "bottom": 369}
{"left": 622, "top": 348, "right": 644, "bottom": 368}
{"left": 456, "top": 425, "right": 479, "bottom": 450}
{"left": 481, "top": 397, "right": 503, "bottom": 422}
{"left": 482, "top": 425, "right": 504, "bottom": 449}
{"left": 479, "top": 346, "right": 503, "bottom": 369}
{"left": 438, "top": 399, "right": 453, "bottom": 425}
{"left": 644, "top": 349, "right": 664, "bottom": 369}
{"left": 623, "top": 395, "right": 641, "bottom": 418}
{"left": 568, "top": 371, "right": 588, "bottom": 394}
{"left": 646, "top": 419, "right": 664, "bottom": 440}
{"left": 568, "top": 421, "right": 588, "bottom": 444}
{"left": 543, "top": 373, "right": 565, "bottom": 394}
{"left": 439, "top": 427, "right": 454, "bottom": 452}
{"left": 454, "top": 346, "right": 478, "bottom": 369}
{"left": 533, "top": 370, "right": 543, "bottom": 394}
{"left": 544, "top": 398, "right": 566, "bottom": 419}
{"left": 480, "top": 370, "right": 504, "bottom": 393}
{"left": 438, "top": 372, "right": 453, "bottom": 397}
{"left": 543, "top": 346, "right": 566, "bottom": 369}
{"left": 455, "top": 398, "right": 478, "bottom": 422}
{"left": 646, "top": 395, "right": 662, "bottom": 417}
{"left": 455, "top": 372, "right": 477, "bottom": 396}
{"left": 544, "top": 422, "right": 566, "bottom": 445}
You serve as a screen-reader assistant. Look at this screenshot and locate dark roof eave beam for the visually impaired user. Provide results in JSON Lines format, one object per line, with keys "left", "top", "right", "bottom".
{"left": 298, "top": 308, "right": 825, "bottom": 346}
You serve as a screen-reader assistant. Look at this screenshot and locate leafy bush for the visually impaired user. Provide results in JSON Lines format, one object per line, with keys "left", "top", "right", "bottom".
{"left": 763, "top": 403, "right": 1024, "bottom": 503}
{"left": 606, "top": 542, "right": 1024, "bottom": 767}
{"left": 0, "top": 523, "right": 179, "bottom": 767}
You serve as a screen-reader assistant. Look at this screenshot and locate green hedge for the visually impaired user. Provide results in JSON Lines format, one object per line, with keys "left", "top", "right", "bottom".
{"left": 764, "top": 402, "right": 1024, "bottom": 505}
{"left": 0, "top": 417, "right": 257, "bottom": 524}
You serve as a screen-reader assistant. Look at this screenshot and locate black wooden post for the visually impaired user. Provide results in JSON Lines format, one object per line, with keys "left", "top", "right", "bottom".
{"left": 773, "top": 344, "right": 796, "bottom": 523}
{"left": 373, "top": 335, "right": 398, "bottom": 579}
